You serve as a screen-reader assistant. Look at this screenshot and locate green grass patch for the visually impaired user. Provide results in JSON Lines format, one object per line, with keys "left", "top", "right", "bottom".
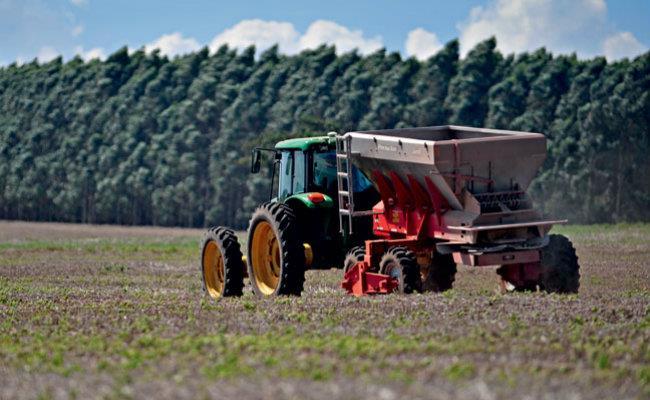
{"left": 444, "top": 361, "right": 476, "bottom": 381}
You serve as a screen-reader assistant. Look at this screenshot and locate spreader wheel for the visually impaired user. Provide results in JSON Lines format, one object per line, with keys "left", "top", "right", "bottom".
{"left": 200, "top": 227, "right": 245, "bottom": 299}
{"left": 422, "top": 252, "right": 457, "bottom": 292}
{"left": 247, "top": 202, "right": 305, "bottom": 296}
{"left": 379, "top": 246, "right": 421, "bottom": 294}
{"left": 343, "top": 246, "right": 365, "bottom": 274}
{"left": 539, "top": 234, "right": 580, "bottom": 293}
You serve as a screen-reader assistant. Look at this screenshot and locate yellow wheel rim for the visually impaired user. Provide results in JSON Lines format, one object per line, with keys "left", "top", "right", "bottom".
{"left": 250, "top": 221, "right": 281, "bottom": 295}
{"left": 203, "top": 240, "right": 224, "bottom": 298}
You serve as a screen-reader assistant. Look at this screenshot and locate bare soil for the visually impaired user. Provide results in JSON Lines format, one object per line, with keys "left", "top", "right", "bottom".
{"left": 0, "top": 220, "right": 204, "bottom": 242}
{"left": 0, "top": 221, "right": 648, "bottom": 399}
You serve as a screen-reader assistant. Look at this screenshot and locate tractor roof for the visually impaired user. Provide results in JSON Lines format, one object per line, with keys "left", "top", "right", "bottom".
{"left": 274, "top": 136, "right": 332, "bottom": 151}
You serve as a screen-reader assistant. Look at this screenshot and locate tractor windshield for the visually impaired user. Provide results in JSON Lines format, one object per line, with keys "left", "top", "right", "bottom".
{"left": 311, "top": 151, "right": 373, "bottom": 197}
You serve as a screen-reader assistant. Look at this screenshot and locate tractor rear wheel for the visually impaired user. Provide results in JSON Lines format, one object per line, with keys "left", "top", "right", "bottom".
{"left": 247, "top": 202, "right": 305, "bottom": 296}
{"left": 343, "top": 246, "right": 365, "bottom": 274}
{"left": 379, "top": 246, "right": 421, "bottom": 294}
{"left": 539, "top": 234, "right": 580, "bottom": 293}
{"left": 200, "top": 227, "right": 244, "bottom": 299}
{"left": 422, "top": 252, "right": 457, "bottom": 292}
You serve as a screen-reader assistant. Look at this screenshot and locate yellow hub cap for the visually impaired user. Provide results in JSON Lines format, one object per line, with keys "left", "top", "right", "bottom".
{"left": 203, "top": 240, "right": 224, "bottom": 298}
{"left": 251, "top": 221, "right": 281, "bottom": 295}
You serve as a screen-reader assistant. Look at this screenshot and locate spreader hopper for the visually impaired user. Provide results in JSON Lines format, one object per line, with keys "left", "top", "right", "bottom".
{"left": 340, "top": 125, "right": 565, "bottom": 246}
{"left": 336, "top": 126, "right": 578, "bottom": 296}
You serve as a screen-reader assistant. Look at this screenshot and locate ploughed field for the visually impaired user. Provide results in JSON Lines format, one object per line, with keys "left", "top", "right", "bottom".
{"left": 0, "top": 221, "right": 648, "bottom": 399}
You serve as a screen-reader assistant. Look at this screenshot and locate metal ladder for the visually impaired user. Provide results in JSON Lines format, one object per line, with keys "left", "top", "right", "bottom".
{"left": 335, "top": 134, "right": 373, "bottom": 235}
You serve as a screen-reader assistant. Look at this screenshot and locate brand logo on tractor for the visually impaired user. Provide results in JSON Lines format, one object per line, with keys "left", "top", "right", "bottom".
{"left": 391, "top": 210, "right": 401, "bottom": 224}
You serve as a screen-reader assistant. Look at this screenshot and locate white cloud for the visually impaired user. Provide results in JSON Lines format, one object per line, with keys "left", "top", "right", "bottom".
{"left": 209, "top": 19, "right": 382, "bottom": 55}
{"left": 457, "top": 0, "right": 609, "bottom": 57}
{"left": 299, "top": 20, "right": 382, "bottom": 54}
{"left": 74, "top": 46, "right": 106, "bottom": 61}
{"left": 603, "top": 31, "right": 646, "bottom": 60}
{"left": 209, "top": 19, "right": 300, "bottom": 54}
{"left": 405, "top": 28, "right": 443, "bottom": 60}
{"left": 145, "top": 32, "right": 201, "bottom": 57}
{"left": 72, "top": 25, "right": 84, "bottom": 37}
{"left": 70, "top": 0, "right": 88, "bottom": 6}
{"left": 37, "top": 46, "right": 59, "bottom": 62}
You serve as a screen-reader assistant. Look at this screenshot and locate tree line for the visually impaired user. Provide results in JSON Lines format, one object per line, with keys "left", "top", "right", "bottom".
{"left": 0, "top": 38, "right": 648, "bottom": 228}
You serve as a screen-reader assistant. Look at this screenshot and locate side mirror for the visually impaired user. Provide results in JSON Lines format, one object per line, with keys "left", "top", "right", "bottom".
{"left": 251, "top": 149, "right": 261, "bottom": 173}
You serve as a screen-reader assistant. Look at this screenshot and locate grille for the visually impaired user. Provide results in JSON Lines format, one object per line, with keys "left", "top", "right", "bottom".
{"left": 474, "top": 191, "right": 530, "bottom": 213}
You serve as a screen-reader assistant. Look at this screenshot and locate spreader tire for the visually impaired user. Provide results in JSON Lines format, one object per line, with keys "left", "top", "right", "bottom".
{"left": 539, "top": 234, "right": 580, "bottom": 293}
{"left": 343, "top": 246, "right": 365, "bottom": 274}
{"left": 379, "top": 246, "right": 421, "bottom": 294}
{"left": 200, "top": 226, "right": 244, "bottom": 299}
{"left": 422, "top": 252, "right": 457, "bottom": 292}
{"left": 247, "top": 202, "right": 305, "bottom": 296}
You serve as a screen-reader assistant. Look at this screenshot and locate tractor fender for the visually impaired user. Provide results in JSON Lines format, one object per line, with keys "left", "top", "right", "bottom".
{"left": 283, "top": 193, "right": 335, "bottom": 269}
{"left": 284, "top": 192, "right": 334, "bottom": 210}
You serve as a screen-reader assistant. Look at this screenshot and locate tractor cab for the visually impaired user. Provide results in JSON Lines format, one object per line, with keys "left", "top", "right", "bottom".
{"left": 249, "top": 134, "right": 378, "bottom": 271}
{"left": 251, "top": 134, "right": 374, "bottom": 206}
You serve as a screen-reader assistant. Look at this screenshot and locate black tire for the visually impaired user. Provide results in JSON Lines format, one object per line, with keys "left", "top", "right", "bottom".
{"left": 343, "top": 246, "right": 365, "bottom": 274}
{"left": 200, "top": 226, "right": 244, "bottom": 299}
{"left": 379, "top": 246, "right": 421, "bottom": 294}
{"left": 247, "top": 202, "right": 305, "bottom": 296}
{"left": 539, "top": 234, "right": 580, "bottom": 293}
{"left": 422, "top": 252, "right": 457, "bottom": 292}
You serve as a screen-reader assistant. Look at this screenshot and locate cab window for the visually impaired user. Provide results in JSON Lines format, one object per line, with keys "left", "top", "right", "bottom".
{"left": 278, "top": 150, "right": 307, "bottom": 199}
{"left": 278, "top": 151, "right": 292, "bottom": 199}
{"left": 312, "top": 151, "right": 338, "bottom": 196}
{"left": 293, "top": 151, "right": 306, "bottom": 194}
{"left": 310, "top": 150, "right": 374, "bottom": 197}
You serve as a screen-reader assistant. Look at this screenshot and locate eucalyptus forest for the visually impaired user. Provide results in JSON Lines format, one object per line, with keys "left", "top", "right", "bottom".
{"left": 0, "top": 38, "right": 648, "bottom": 228}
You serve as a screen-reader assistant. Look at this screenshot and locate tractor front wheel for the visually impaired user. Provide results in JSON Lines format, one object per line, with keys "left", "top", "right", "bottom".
{"left": 200, "top": 227, "right": 244, "bottom": 299}
{"left": 379, "top": 246, "right": 421, "bottom": 294}
{"left": 247, "top": 202, "right": 305, "bottom": 296}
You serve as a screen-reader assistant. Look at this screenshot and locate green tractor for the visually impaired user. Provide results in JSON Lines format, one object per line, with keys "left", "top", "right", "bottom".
{"left": 200, "top": 132, "right": 378, "bottom": 298}
{"left": 203, "top": 126, "right": 581, "bottom": 299}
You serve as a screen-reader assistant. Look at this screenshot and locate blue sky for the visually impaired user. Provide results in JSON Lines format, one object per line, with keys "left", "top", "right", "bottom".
{"left": 1, "top": 0, "right": 648, "bottom": 65}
